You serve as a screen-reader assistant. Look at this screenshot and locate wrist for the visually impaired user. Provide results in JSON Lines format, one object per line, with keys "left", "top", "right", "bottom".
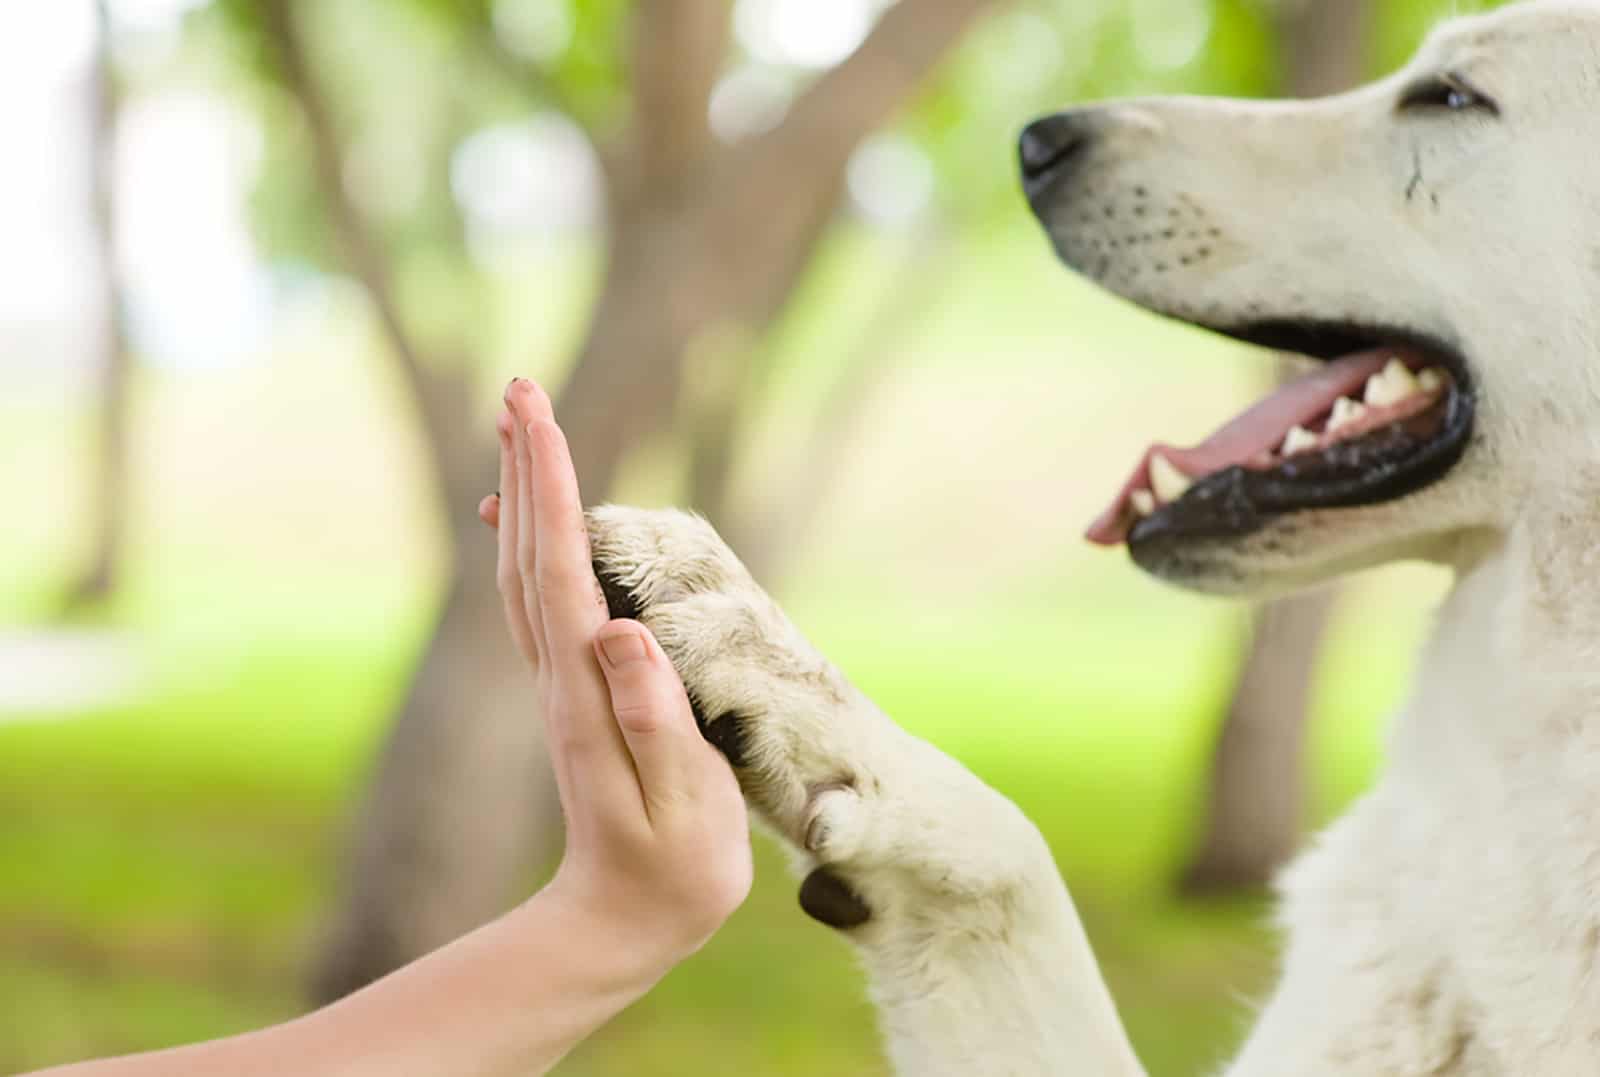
{"left": 513, "top": 878, "right": 691, "bottom": 994}
{"left": 281, "top": 889, "right": 683, "bottom": 1077}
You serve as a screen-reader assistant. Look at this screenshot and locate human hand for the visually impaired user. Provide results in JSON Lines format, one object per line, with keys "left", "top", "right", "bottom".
{"left": 23, "top": 383, "right": 751, "bottom": 1077}
{"left": 480, "top": 380, "right": 752, "bottom": 974}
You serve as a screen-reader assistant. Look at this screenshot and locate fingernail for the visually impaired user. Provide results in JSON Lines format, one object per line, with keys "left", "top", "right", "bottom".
{"left": 596, "top": 630, "right": 649, "bottom": 668}
{"left": 504, "top": 378, "right": 526, "bottom": 402}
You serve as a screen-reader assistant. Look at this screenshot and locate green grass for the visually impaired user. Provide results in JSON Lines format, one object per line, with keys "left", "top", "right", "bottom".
{"left": 0, "top": 643, "right": 1217, "bottom": 1075}
{"left": 0, "top": 576, "right": 1439, "bottom": 1075}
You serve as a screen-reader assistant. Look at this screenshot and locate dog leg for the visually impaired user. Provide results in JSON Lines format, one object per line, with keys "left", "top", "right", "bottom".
{"left": 589, "top": 506, "right": 1146, "bottom": 1077}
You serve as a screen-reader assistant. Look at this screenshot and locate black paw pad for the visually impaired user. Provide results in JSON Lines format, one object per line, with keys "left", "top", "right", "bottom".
{"left": 798, "top": 867, "right": 872, "bottom": 930}
{"left": 592, "top": 562, "right": 753, "bottom": 770}
{"left": 697, "top": 707, "right": 753, "bottom": 769}
{"left": 594, "top": 563, "right": 644, "bottom": 622}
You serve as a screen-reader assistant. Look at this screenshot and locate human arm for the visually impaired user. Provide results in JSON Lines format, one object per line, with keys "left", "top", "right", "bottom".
{"left": 29, "top": 381, "right": 750, "bottom": 1077}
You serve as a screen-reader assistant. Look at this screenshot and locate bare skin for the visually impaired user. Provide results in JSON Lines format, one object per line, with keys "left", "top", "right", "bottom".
{"left": 29, "top": 380, "right": 751, "bottom": 1077}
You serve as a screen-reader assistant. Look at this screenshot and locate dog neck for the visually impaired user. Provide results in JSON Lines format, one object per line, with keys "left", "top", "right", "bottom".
{"left": 1395, "top": 507, "right": 1600, "bottom": 771}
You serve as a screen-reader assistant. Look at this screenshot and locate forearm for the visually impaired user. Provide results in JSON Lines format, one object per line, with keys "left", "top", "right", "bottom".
{"left": 31, "top": 892, "right": 667, "bottom": 1077}
{"left": 293, "top": 889, "right": 668, "bottom": 1077}
{"left": 32, "top": 393, "right": 750, "bottom": 1077}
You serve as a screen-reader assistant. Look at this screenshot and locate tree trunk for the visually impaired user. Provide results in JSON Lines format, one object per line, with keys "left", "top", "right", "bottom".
{"left": 302, "top": 0, "right": 1001, "bottom": 998}
{"left": 558, "top": 0, "right": 1000, "bottom": 502}
{"left": 251, "top": 0, "right": 565, "bottom": 1001}
{"left": 1181, "top": 0, "right": 1371, "bottom": 893}
{"left": 61, "top": 3, "right": 131, "bottom": 615}
{"left": 1182, "top": 588, "right": 1337, "bottom": 892}
{"left": 1274, "top": 0, "right": 1370, "bottom": 101}
{"left": 688, "top": 225, "right": 956, "bottom": 580}
{"left": 306, "top": 379, "right": 570, "bottom": 1003}
{"left": 311, "top": 514, "right": 560, "bottom": 1002}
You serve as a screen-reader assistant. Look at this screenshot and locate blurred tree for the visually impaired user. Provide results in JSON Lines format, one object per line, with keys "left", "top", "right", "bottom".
{"left": 224, "top": 0, "right": 1010, "bottom": 1000}
{"left": 1181, "top": 0, "right": 1372, "bottom": 894}
{"left": 687, "top": 0, "right": 1279, "bottom": 578}
{"left": 61, "top": 1, "right": 133, "bottom": 615}
{"left": 184, "top": 0, "right": 1281, "bottom": 999}
{"left": 555, "top": 0, "right": 1011, "bottom": 503}
{"left": 237, "top": 0, "right": 580, "bottom": 1002}
{"left": 693, "top": 223, "right": 961, "bottom": 580}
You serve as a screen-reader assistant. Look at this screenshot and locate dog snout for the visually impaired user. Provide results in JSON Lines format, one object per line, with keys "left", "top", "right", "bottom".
{"left": 1018, "top": 111, "right": 1098, "bottom": 199}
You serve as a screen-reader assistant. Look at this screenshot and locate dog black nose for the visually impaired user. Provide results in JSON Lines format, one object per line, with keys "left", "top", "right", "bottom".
{"left": 1018, "top": 112, "right": 1095, "bottom": 187}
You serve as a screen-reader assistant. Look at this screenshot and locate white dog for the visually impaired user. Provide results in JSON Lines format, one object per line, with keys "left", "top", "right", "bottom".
{"left": 586, "top": 2, "right": 1600, "bottom": 1072}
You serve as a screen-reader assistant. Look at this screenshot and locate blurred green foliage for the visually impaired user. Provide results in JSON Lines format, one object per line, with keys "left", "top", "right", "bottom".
{"left": 169, "top": 0, "right": 1516, "bottom": 381}
{"left": 4, "top": 0, "right": 1517, "bottom": 1073}
{"left": 0, "top": 237, "right": 1444, "bottom": 1073}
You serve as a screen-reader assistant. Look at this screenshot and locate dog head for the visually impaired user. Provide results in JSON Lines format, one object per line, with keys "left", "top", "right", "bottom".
{"left": 1023, "top": 0, "right": 1600, "bottom": 597}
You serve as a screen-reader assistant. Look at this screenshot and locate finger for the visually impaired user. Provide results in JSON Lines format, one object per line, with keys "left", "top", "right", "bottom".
{"left": 594, "top": 621, "right": 708, "bottom": 811}
{"left": 493, "top": 407, "right": 538, "bottom": 665}
{"left": 528, "top": 418, "right": 609, "bottom": 673}
{"left": 478, "top": 494, "right": 500, "bottom": 528}
{"left": 510, "top": 389, "right": 636, "bottom": 807}
{"left": 513, "top": 407, "right": 548, "bottom": 665}
{"left": 508, "top": 382, "right": 557, "bottom": 664}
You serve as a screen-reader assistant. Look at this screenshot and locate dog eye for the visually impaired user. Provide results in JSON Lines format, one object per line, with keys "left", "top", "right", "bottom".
{"left": 1398, "top": 73, "right": 1499, "bottom": 117}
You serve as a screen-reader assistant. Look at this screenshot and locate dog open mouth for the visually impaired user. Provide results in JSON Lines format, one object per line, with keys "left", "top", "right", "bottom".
{"left": 1089, "top": 323, "right": 1475, "bottom": 550}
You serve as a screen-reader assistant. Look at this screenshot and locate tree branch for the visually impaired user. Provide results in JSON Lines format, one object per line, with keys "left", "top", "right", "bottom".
{"left": 757, "top": 0, "right": 1001, "bottom": 176}
{"left": 474, "top": 22, "right": 585, "bottom": 126}
{"left": 61, "top": 0, "right": 133, "bottom": 612}
{"left": 258, "top": 0, "right": 466, "bottom": 465}
{"left": 473, "top": 24, "right": 629, "bottom": 188}
{"left": 740, "top": 227, "right": 955, "bottom": 580}
{"left": 1276, "top": 0, "right": 1372, "bottom": 97}
{"left": 625, "top": 0, "right": 733, "bottom": 197}
{"left": 556, "top": 0, "right": 998, "bottom": 502}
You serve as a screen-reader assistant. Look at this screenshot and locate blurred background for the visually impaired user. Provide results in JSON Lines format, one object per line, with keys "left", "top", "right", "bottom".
{"left": 0, "top": 0, "right": 1507, "bottom": 1072}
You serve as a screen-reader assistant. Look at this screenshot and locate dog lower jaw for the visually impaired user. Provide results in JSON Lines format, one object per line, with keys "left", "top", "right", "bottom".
{"left": 1120, "top": 378, "right": 1472, "bottom": 573}
{"left": 1095, "top": 350, "right": 1453, "bottom": 544}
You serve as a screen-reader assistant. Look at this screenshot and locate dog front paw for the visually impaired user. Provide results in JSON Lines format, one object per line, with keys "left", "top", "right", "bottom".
{"left": 587, "top": 505, "right": 862, "bottom": 833}
{"left": 587, "top": 506, "right": 1055, "bottom": 932}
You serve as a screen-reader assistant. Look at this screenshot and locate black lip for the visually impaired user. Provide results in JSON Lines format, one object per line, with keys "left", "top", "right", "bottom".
{"left": 1125, "top": 321, "right": 1477, "bottom": 558}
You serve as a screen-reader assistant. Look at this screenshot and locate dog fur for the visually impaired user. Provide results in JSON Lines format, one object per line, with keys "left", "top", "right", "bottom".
{"left": 587, "top": 3, "right": 1600, "bottom": 1072}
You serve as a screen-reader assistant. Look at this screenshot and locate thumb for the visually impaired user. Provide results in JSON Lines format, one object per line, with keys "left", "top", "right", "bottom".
{"left": 593, "top": 621, "right": 705, "bottom": 807}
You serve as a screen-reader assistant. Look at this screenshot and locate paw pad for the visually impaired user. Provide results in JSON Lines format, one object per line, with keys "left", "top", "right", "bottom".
{"left": 698, "top": 708, "right": 753, "bottom": 769}
{"left": 594, "top": 557, "right": 754, "bottom": 768}
{"left": 594, "top": 563, "right": 644, "bottom": 622}
{"left": 798, "top": 867, "right": 872, "bottom": 930}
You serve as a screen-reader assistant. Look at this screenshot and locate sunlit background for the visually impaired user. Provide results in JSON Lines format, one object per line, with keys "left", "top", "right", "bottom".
{"left": 1, "top": 1, "right": 1504, "bottom": 1073}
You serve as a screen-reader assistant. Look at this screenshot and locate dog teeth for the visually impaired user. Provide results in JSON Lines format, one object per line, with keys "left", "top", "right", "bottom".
{"left": 1149, "top": 454, "right": 1193, "bottom": 503}
{"left": 1418, "top": 367, "right": 1446, "bottom": 393}
{"left": 1131, "top": 490, "right": 1157, "bottom": 517}
{"left": 1281, "top": 425, "right": 1319, "bottom": 456}
{"left": 1364, "top": 358, "right": 1422, "bottom": 408}
{"left": 1327, "top": 396, "right": 1368, "bottom": 434}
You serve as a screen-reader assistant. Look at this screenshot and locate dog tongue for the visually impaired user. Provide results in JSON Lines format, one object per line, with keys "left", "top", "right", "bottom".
{"left": 1086, "top": 348, "right": 1413, "bottom": 547}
